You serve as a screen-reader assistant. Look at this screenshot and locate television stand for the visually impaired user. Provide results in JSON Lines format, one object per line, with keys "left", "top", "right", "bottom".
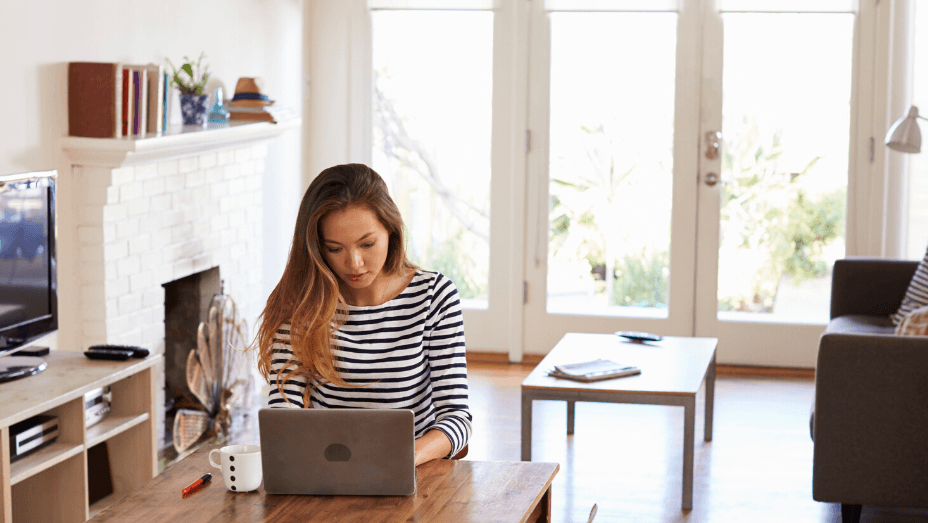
{"left": 0, "top": 350, "right": 161, "bottom": 522}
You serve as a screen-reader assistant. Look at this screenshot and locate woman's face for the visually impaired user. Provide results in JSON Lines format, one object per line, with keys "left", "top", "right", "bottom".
{"left": 320, "top": 204, "right": 391, "bottom": 291}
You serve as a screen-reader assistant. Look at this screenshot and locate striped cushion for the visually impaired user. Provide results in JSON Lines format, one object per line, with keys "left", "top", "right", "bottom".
{"left": 892, "top": 247, "right": 928, "bottom": 325}
{"left": 895, "top": 304, "right": 928, "bottom": 336}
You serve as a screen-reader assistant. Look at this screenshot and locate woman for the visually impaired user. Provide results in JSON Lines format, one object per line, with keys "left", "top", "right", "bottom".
{"left": 256, "top": 163, "right": 471, "bottom": 466}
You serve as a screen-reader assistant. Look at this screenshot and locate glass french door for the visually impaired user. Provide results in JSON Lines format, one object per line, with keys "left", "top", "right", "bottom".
{"left": 694, "top": 1, "right": 855, "bottom": 366}
{"left": 366, "top": 0, "right": 863, "bottom": 365}
{"left": 524, "top": 0, "right": 858, "bottom": 367}
{"left": 523, "top": 0, "right": 703, "bottom": 354}
{"left": 368, "top": 1, "right": 522, "bottom": 353}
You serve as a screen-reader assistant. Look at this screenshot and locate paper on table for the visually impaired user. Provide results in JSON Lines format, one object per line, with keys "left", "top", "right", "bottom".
{"left": 547, "top": 359, "right": 641, "bottom": 382}
{"left": 554, "top": 359, "right": 636, "bottom": 376}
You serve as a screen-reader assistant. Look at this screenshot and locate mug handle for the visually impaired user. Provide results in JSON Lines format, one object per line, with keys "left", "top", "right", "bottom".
{"left": 208, "top": 449, "right": 222, "bottom": 469}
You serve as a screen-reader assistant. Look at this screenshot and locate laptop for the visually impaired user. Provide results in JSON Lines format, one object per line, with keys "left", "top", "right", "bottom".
{"left": 258, "top": 408, "right": 416, "bottom": 496}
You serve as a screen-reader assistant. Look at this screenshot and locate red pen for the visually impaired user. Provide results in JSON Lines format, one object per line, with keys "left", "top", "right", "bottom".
{"left": 182, "top": 473, "right": 212, "bottom": 498}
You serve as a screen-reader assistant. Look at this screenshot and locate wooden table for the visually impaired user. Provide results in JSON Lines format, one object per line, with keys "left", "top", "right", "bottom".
{"left": 521, "top": 333, "right": 717, "bottom": 510}
{"left": 88, "top": 445, "right": 560, "bottom": 523}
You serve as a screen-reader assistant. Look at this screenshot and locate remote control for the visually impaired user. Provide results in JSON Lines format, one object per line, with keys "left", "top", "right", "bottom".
{"left": 615, "top": 331, "right": 663, "bottom": 343}
{"left": 87, "top": 345, "right": 149, "bottom": 359}
{"left": 84, "top": 348, "right": 133, "bottom": 361}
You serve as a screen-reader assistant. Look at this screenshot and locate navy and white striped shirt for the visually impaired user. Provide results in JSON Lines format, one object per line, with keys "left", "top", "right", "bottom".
{"left": 268, "top": 270, "right": 472, "bottom": 458}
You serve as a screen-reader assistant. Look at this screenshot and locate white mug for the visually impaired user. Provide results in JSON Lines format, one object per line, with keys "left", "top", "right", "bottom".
{"left": 208, "top": 445, "right": 263, "bottom": 492}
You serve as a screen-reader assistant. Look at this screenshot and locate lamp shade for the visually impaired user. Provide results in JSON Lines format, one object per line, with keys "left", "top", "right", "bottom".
{"left": 885, "top": 105, "right": 922, "bottom": 153}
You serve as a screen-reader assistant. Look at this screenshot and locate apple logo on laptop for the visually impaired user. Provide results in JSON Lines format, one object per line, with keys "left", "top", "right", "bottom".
{"left": 324, "top": 443, "right": 351, "bottom": 462}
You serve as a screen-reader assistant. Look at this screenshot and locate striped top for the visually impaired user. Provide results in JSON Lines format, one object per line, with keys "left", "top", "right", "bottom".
{"left": 892, "top": 247, "right": 928, "bottom": 325}
{"left": 267, "top": 270, "right": 472, "bottom": 458}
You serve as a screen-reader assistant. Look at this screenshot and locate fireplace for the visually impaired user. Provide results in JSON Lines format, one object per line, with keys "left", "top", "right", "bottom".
{"left": 61, "top": 124, "right": 295, "bottom": 464}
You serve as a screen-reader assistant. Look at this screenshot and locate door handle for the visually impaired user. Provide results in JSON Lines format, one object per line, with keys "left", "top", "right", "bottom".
{"left": 705, "top": 131, "right": 721, "bottom": 160}
{"left": 704, "top": 172, "right": 720, "bottom": 186}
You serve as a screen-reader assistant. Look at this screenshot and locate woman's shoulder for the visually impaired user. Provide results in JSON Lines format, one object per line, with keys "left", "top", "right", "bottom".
{"left": 411, "top": 269, "right": 454, "bottom": 289}
{"left": 409, "top": 270, "right": 461, "bottom": 299}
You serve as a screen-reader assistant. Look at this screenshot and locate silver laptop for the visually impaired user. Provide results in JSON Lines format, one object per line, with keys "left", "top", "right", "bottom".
{"left": 258, "top": 408, "right": 416, "bottom": 496}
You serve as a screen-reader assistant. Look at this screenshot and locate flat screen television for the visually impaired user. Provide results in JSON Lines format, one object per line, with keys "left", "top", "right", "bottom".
{"left": 0, "top": 171, "right": 57, "bottom": 381}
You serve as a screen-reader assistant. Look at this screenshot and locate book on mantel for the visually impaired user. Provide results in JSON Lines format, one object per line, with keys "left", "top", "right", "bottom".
{"left": 68, "top": 62, "right": 123, "bottom": 138}
{"left": 68, "top": 61, "right": 167, "bottom": 138}
{"left": 546, "top": 359, "right": 641, "bottom": 382}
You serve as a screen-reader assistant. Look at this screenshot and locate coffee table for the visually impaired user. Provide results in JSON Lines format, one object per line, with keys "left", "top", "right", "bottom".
{"left": 521, "top": 333, "right": 717, "bottom": 510}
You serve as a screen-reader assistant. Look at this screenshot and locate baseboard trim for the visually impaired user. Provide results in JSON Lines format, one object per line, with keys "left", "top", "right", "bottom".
{"left": 466, "top": 352, "right": 544, "bottom": 366}
{"left": 467, "top": 352, "right": 814, "bottom": 379}
{"left": 715, "top": 364, "right": 814, "bottom": 379}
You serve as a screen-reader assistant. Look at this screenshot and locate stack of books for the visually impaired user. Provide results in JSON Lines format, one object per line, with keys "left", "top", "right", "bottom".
{"left": 227, "top": 104, "right": 296, "bottom": 123}
{"left": 546, "top": 359, "right": 641, "bottom": 382}
{"left": 68, "top": 62, "right": 169, "bottom": 138}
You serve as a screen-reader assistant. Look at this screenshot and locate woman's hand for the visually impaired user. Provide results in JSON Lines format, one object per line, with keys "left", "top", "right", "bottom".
{"left": 413, "top": 429, "right": 453, "bottom": 466}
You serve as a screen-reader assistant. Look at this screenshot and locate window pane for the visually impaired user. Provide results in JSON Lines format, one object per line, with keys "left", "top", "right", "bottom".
{"left": 547, "top": 12, "right": 677, "bottom": 317}
{"left": 906, "top": 2, "right": 928, "bottom": 260}
{"left": 718, "top": 13, "right": 852, "bottom": 322}
{"left": 371, "top": 11, "right": 493, "bottom": 305}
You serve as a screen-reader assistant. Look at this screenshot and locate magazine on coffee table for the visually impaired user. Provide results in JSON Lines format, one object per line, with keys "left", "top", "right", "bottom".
{"left": 547, "top": 358, "right": 641, "bottom": 382}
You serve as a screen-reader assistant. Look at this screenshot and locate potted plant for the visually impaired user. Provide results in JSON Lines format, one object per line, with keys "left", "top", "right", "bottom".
{"left": 167, "top": 52, "right": 211, "bottom": 126}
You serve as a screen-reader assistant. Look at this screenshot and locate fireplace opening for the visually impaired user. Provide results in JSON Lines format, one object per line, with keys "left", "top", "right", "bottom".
{"left": 158, "top": 267, "right": 261, "bottom": 466}
{"left": 160, "top": 267, "right": 222, "bottom": 457}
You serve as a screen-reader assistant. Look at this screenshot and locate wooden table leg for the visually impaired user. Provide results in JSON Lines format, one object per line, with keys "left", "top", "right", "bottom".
{"left": 566, "top": 400, "right": 575, "bottom": 435}
{"left": 541, "top": 484, "right": 552, "bottom": 523}
{"left": 682, "top": 396, "right": 696, "bottom": 510}
{"left": 705, "top": 351, "right": 715, "bottom": 442}
{"left": 522, "top": 391, "right": 533, "bottom": 461}
{"left": 526, "top": 484, "right": 552, "bottom": 523}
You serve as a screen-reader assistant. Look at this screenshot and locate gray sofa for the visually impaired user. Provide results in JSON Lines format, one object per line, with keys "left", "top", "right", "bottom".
{"left": 812, "top": 258, "right": 928, "bottom": 523}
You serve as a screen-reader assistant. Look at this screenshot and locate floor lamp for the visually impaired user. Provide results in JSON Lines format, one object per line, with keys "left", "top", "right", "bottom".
{"left": 885, "top": 105, "right": 925, "bottom": 153}
{"left": 886, "top": 105, "right": 927, "bottom": 260}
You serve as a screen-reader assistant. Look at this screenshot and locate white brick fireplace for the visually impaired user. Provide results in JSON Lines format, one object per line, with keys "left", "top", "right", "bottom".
{"left": 60, "top": 121, "right": 298, "bottom": 435}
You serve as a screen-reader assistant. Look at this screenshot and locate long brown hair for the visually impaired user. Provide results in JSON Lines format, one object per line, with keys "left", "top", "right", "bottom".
{"left": 256, "top": 164, "right": 416, "bottom": 405}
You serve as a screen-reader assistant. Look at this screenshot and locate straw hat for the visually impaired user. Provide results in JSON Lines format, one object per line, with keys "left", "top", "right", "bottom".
{"left": 229, "top": 77, "right": 274, "bottom": 107}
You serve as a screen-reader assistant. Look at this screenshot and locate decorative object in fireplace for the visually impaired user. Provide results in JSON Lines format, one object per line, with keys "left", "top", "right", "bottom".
{"left": 173, "top": 293, "right": 253, "bottom": 452}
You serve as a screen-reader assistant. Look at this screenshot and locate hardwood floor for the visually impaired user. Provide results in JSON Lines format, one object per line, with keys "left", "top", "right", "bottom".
{"left": 465, "top": 361, "right": 928, "bottom": 523}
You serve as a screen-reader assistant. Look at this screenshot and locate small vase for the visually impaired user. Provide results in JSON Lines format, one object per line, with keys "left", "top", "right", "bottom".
{"left": 207, "top": 87, "right": 230, "bottom": 124}
{"left": 180, "top": 94, "right": 210, "bottom": 126}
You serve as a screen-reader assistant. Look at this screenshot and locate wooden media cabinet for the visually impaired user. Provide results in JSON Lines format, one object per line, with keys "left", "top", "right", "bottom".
{"left": 0, "top": 350, "right": 161, "bottom": 522}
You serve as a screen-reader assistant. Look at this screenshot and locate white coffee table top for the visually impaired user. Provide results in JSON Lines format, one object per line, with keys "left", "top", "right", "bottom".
{"left": 521, "top": 333, "right": 717, "bottom": 396}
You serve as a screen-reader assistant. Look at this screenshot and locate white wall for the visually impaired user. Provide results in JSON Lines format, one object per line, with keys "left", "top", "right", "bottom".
{"left": 0, "top": 0, "right": 305, "bottom": 330}
{"left": 303, "top": 0, "right": 372, "bottom": 181}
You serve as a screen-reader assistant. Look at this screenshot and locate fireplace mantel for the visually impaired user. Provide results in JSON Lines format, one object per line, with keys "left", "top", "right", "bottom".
{"left": 61, "top": 119, "right": 300, "bottom": 168}
{"left": 58, "top": 118, "right": 300, "bottom": 353}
